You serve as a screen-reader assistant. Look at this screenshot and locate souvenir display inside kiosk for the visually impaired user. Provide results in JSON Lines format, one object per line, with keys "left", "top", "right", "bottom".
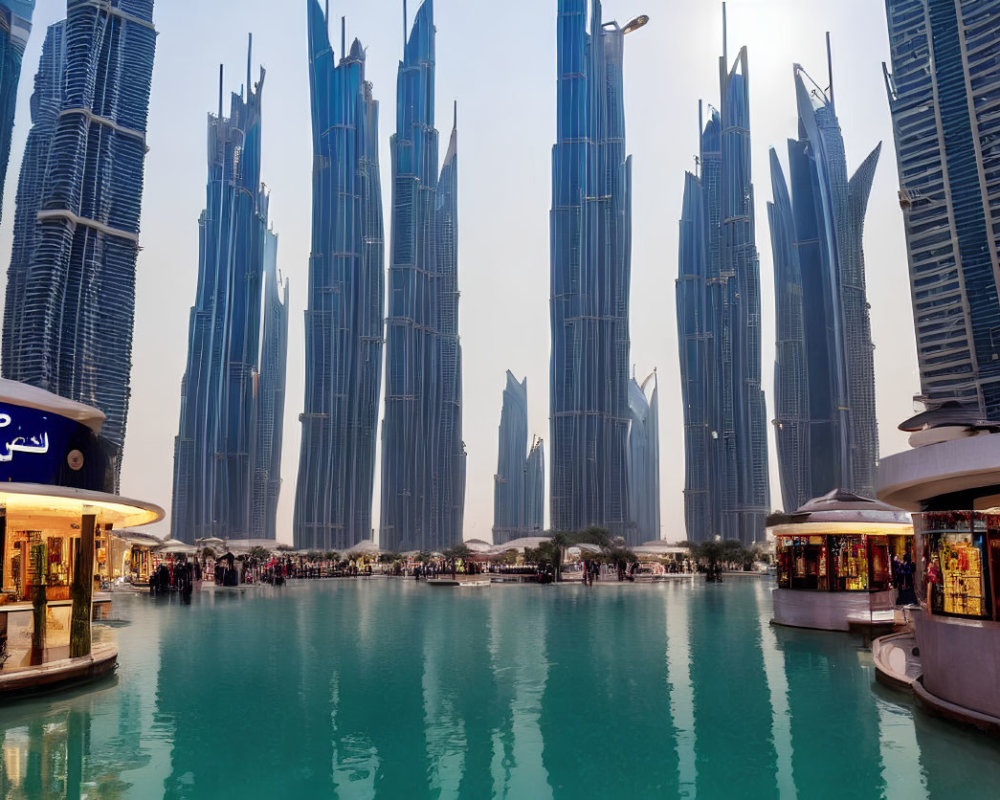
{"left": 914, "top": 510, "right": 997, "bottom": 619}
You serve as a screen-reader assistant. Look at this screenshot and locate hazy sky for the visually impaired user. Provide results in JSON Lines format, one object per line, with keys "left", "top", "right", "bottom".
{"left": 0, "top": 0, "right": 918, "bottom": 544}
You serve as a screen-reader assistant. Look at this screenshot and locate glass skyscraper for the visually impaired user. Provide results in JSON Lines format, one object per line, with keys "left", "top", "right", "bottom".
{"left": 294, "top": 1, "right": 384, "bottom": 551}
{"left": 380, "top": 0, "right": 465, "bottom": 554}
{"left": 171, "top": 52, "right": 288, "bottom": 542}
{"left": 627, "top": 371, "right": 660, "bottom": 544}
{"left": 0, "top": 1, "right": 34, "bottom": 221}
{"left": 525, "top": 436, "right": 544, "bottom": 535}
{"left": 676, "top": 33, "right": 769, "bottom": 545}
{"left": 884, "top": 0, "right": 1000, "bottom": 417}
{"left": 1, "top": 0, "right": 156, "bottom": 483}
{"left": 769, "top": 56, "right": 881, "bottom": 512}
{"left": 550, "top": 0, "right": 634, "bottom": 537}
{"left": 493, "top": 371, "right": 545, "bottom": 544}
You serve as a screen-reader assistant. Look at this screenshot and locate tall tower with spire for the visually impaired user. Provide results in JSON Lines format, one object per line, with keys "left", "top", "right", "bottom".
{"left": 294, "top": 1, "right": 384, "bottom": 551}
{"left": 380, "top": 0, "right": 465, "bottom": 553}
{"left": 549, "top": 0, "right": 640, "bottom": 537}
{"left": 769, "top": 42, "right": 880, "bottom": 511}
{"left": 172, "top": 42, "right": 288, "bottom": 542}
{"left": 676, "top": 6, "right": 769, "bottom": 544}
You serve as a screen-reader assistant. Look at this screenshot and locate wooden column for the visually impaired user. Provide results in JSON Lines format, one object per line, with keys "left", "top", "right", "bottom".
{"left": 70, "top": 514, "right": 96, "bottom": 658}
{"left": 29, "top": 541, "right": 46, "bottom": 665}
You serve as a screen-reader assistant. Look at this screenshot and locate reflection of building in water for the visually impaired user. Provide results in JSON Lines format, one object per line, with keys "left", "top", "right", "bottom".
{"left": 771, "top": 607, "right": 884, "bottom": 793}
{"left": 686, "top": 584, "right": 777, "bottom": 796}
{"left": 540, "top": 590, "right": 679, "bottom": 796}
{"left": 0, "top": 700, "right": 152, "bottom": 795}
{"left": 487, "top": 587, "right": 552, "bottom": 798}
{"left": 419, "top": 586, "right": 497, "bottom": 797}
{"left": 156, "top": 592, "right": 335, "bottom": 796}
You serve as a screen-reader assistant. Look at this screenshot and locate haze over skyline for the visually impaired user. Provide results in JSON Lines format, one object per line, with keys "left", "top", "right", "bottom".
{"left": 0, "top": 0, "right": 916, "bottom": 543}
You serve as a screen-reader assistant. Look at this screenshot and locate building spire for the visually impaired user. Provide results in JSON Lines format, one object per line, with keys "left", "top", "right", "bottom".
{"left": 341, "top": 16, "right": 346, "bottom": 58}
{"left": 246, "top": 33, "right": 253, "bottom": 96}
{"left": 403, "top": 0, "right": 407, "bottom": 46}
{"left": 826, "top": 31, "right": 835, "bottom": 112}
{"left": 722, "top": 2, "right": 727, "bottom": 65}
{"left": 218, "top": 64, "right": 223, "bottom": 119}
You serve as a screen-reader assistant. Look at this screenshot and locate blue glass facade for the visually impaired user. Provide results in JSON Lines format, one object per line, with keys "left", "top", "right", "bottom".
{"left": 493, "top": 371, "right": 544, "bottom": 544}
{"left": 627, "top": 371, "right": 660, "bottom": 544}
{"left": 253, "top": 232, "right": 289, "bottom": 541}
{"left": 294, "top": 2, "right": 384, "bottom": 551}
{"left": 0, "top": 1, "right": 34, "bottom": 221}
{"left": 380, "top": 0, "right": 465, "bottom": 553}
{"left": 884, "top": 0, "right": 1000, "bottom": 416}
{"left": 2, "top": 18, "right": 60, "bottom": 393}
{"left": 550, "top": 0, "right": 632, "bottom": 537}
{"left": 769, "top": 60, "right": 880, "bottom": 511}
{"left": 525, "top": 436, "right": 544, "bottom": 535}
{"left": 1, "top": 0, "right": 156, "bottom": 485}
{"left": 676, "top": 41, "right": 769, "bottom": 545}
{"left": 171, "top": 55, "right": 288, "bottom": 542}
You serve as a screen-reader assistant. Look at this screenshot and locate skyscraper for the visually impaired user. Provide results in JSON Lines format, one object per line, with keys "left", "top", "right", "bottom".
{"left": 884, "top": 0, "right": 1000, "bottom": 417}
{"left": 294, "top": 2, "right": 384, "bottom": 551}
{"left": 525, "top": 436, "right": 545, "bottom": 535}
{"left": 494, "top": 372, "right": 527, "bottom": 545}
{"left": 1, "top": 0, "right": 156, "bottom": 481}
{"left": 769, "top": 51, "right": 880, "bottom": 512}
{"left": 676, "top": 22, "right": 769, "bottom": 545}
{"left": 0, "top": 1, "right": 34, "bottom": 220}
{"left": 3, "top": 17, "right": 61, "bottom": 384}
{"left": 492, "top": 371, "right": 545, "bottom": 544}
{"left": 550, "top": 0, "right": 638, "bottom": 537}
{"left": 171, "top": 50, "right": 288, "bottom": 542}
{"left": 380, "top": 0, "right": 465, "bottom": 553}
{"left": 253, "top": 232, "right": 289, "bottom": 541}
{"left": 627, "top": 371, "right": 660, "bottom": 544}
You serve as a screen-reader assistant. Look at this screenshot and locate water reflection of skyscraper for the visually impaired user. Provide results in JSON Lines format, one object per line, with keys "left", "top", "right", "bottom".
{"left": 488, "top": 587, "right": 553, "bottom": 798}
{"left": 539, "top": 589, "right": 680, "bottom": 797}
{"left": 771, "top": 620, "right": 884, "bottom": 795}
{"left": 156, "top": 592, "right": 335, "bottom": 797}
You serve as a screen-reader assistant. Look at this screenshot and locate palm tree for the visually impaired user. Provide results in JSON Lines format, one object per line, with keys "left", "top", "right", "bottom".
{"left": 550, "top": 532, "right": 571, "bottom": 581}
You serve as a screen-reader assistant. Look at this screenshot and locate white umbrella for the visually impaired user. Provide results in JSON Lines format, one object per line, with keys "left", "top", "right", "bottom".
{"left": 155, "top": 539, "right": 198, "bottom": 556}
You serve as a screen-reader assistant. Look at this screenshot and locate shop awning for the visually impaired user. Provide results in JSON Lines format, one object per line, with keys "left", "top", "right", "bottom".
{"left": 0, "top": 482, "right": 164, "bottom": 528}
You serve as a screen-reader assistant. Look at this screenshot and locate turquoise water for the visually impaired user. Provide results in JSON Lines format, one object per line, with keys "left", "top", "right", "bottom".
{"left": 1, "top": 578, "right": 999, "bottom": 798}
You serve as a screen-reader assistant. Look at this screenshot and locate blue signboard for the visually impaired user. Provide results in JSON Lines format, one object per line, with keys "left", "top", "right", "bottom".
{"left": 0, "top": 402, "right": 111, "bottom": 491}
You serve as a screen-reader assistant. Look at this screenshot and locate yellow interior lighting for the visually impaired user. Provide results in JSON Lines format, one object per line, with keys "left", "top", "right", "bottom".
{"left": 0, "top": 483, "right": 163, "bottom": 529}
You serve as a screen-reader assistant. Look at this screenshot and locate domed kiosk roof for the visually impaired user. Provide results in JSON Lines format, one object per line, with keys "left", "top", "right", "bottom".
{"left": 767, "top": 489, "right": 910, "bottom": 529}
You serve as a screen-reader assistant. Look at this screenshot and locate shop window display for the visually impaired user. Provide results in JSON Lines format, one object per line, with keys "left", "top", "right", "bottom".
{"left": 915, "top": 511, "right": 993, "bottom": 620}
{"left": 776, "top": 533, "right": 907, "bottom": 593}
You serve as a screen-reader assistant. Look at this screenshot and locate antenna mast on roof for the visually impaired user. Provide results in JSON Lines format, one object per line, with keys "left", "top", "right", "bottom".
{"left": 826, "top": 31, "right": 835, "bottom": 112}
{"left": 342, "top": 16, "right": 346, "bottom": 58}
{"left": 403, "top": 0, "right": 408, "bottom": 45}
{"left": 247, "top": 33, "right": 253, "bottom": 96}
{"left": 218, "top": 64, "right": 223, "bottom": 119}
{"left": 722, "top": 2, "right": 727, "bottom": 64}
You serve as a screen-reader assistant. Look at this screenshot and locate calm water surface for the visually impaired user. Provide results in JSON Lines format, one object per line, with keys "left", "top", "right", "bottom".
{"left": 1, "top": 578, "right": 999, "bottom": 798}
